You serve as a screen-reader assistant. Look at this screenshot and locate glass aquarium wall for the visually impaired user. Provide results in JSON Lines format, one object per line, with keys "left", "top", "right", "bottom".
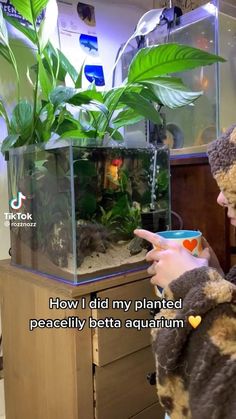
{"left": 122, "top": 0, "right": 236, "bottom": 156}
{"left": 7, "top": 141, "right": 170, "bottom": 284}
{"left": 147, "top": 1, "right": 218, "bottom": 154}
{"left": 218, "top": 0, "right": 236, "bottom": 132}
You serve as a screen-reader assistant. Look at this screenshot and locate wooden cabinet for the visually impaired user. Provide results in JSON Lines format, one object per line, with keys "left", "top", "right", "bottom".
{"left": 0, "top": 260, "right": 165, "bottom": 419}
{"left": 94, "top": 347, "right": 158, "bottom": 419}
{"left": 92, "top": 279, "right": 155, "bottom": 366}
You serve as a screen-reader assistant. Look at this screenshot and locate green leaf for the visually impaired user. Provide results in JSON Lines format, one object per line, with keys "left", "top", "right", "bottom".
{"left": 1, "top": 134, "right": 20, "bottom": 153}
{"left": 0, "top": 7, "right": 9, "bottom": 46}
{"left": 141, "top": 77, "right": 202, "bottom": 108}
{"left": 98, "top": 87, "right": 126, "bottom": 132}
{"left": 3, "top": 12, "right": 36, "bottom": 43}
{"left": 67, "top": 92, "right": 94, "bottom": 106}
{"left": 77, "top": 110, "right": 94, "bottom": 132}
{"left": 43, "top": 43, "right": 78, "bottom": 84}
{"left": 80, "top": 100, "right": 108, "bottom": 116}
{"left": 59, "top": 130, "right": 95, "bottom": 139}
{"left": 38, "top": 102, "right": 55, "bottom": 129}
{"left": 54, "top": 118, "right": 78, "bottom": 135}
{"left": 128, "top": 44, "right": 226, "bottom": 83}
{"left": 112, "top": 108, "right": 144, "bottom": 128}
{"left": 0, "top": 98, "right": 10, "bottom": 129}
{"left": 10, "top": 100, "right": 33, "bottom": 140}
{"left": 75, "top": 61, "right": 84, "bottom": 88}
{"left": 103, "top": 87, "right": 126, "bottom": 108}
{"left": 70, "top": 89, "right": 104, "bottom": 104}
{"left": 106, "top": 127, "right": 124, "bottom": 142}
{"left": 50, "top": 86, "right": 77, "bottom": 107}
{"left": 34, "top": 44, "right": 62, "bottom": 84}
{"left": 57, "top": 90, "right": 109, "bottom": 118}
{"left": 0, "top": 44, "right": 13, "bottom": 65}
{"left": 38, "top": 0, "right": 58, "bottom": 51}
{"left": 55, "top": 45, "right": 79, "bottom": 84}
{"left": 121, "top": 92, "right": 162, "bottom": 125}
{"left": 111, "top": 195, "right": 130, "bottom": 217}
{"left": 42, "top": 47, "right": 56, "bottom": 87}
{"left": 139, "top": 87, "right": 162, "bottom": 104}
{"left": 37, "top": 53, "right": 53, "bottom": 98}
{"left": 0, "top": 12, "right": 19, "bottom": 94}
{"left": 35, "top": 119, "right": 51, "bottom": 142}
{"left": 10, "top": 0, "right": 50, "bottom": 25}
{"left": 35, "top": 102, "right": 55, "bottom": 141}
{"left": 42, "top": 43, "right": 62, "bottom": 81}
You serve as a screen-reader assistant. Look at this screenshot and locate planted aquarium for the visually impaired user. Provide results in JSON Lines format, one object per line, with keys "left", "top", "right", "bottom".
{"left": 7, "top": 141, "right": 170, "bottom": 284}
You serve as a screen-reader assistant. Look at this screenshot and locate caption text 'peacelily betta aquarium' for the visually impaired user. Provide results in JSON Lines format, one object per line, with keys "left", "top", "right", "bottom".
{"left": 7, "top": 141, "right": 170, "bottom": 284}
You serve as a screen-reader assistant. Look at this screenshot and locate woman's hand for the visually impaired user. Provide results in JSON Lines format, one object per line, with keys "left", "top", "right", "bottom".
{"left": 200, "top": 237, "right": 224, "bottom": 276}
{"left": 134, "top": 229, "right": 209, "bottom": 288}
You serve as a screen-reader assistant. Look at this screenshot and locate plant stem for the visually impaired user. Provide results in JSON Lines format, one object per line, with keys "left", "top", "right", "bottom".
{"left": 30, "top": 16, "right": 41, "bottom": 144}
{"left": 8, "top": 47, "right": 20, "bottom": 102}
{"left": 0, "top": 99, "right": 10, "bottom": 132}
{"left": 100, "top": 85, "right": 129, "bottom": 138}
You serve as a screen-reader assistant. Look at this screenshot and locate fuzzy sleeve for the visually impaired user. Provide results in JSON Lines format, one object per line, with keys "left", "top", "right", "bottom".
{"left": 152, "top": 267, "right": 236, "bottom": 419}
{"left": 163, "top": 266, "right": 235, "bottom": 308}
{"left": 226, "top": 265, "right": 236, "bottom": 285}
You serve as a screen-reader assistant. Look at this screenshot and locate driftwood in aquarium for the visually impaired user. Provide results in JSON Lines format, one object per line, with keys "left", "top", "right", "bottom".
{"left": 76, "top": 221, "right": 111, "bottom": 266}
{"left": 46, "top": 221, "right": 70, "bottom": 268}
{"left": 45, "top": 220, "right": 148, "bottom": 270}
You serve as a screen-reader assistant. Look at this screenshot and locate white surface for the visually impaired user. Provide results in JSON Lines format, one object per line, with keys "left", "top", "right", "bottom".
{"left": 0, "top": 44, "right": 36, "bottom": 260}
{"left": 0, "top": 141, "right": 10, "bottom": 260}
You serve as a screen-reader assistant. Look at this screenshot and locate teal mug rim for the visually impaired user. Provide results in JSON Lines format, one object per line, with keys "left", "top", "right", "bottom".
{"left": 157, "top": 230, "right": 202, "bottom": 239}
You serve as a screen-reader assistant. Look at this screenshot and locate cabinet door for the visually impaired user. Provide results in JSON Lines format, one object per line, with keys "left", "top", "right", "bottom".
{"left": 92, "top": 278, "right": 156, "bottom": 366}
{"left": 94, "top": 347, "right": 162, "bottom": 419}
{"left": 130, "top": 403, "right": 165, "bottom": 419}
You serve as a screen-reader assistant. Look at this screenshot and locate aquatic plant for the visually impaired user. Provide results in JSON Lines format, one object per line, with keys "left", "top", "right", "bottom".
{"left": 99, "top": 202, "right": 141, "bottom": 241}
{"left": 0, "top": 0, "right": 225, "bottom": 153}
{"left": 116, "top": 203, "right": 142, "bottom": 239}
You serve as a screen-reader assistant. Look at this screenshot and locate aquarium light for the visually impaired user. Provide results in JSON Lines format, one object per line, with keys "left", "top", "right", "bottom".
{"left": 202, "top": 2, "right": 217, "bottom": 16}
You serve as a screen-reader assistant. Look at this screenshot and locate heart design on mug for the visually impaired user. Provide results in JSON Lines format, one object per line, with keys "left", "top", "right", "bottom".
{"left": 183, "top": 239, "right": 198, "bottom": 252}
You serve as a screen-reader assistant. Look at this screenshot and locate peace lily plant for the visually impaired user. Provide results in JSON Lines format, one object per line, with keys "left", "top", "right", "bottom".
{"left": 0, "top": 0, "right": 225, "bottom": 154}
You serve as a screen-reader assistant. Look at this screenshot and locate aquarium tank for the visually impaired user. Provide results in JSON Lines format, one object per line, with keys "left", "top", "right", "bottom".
{"left": 122, "top": 0, "right": 236, "bottom": 156}
{"left": 7, "top": 141, "right": 170, "bottom": 284}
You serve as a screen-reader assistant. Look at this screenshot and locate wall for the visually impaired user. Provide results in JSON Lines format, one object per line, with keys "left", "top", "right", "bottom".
{"left": 91, "top": 0, "right": 149, "bottom": 87}
{"left": 0, "top": 124, "right": 10, "bottom": 260}
{"left": 0, "top": 42, "right": 37, "bottom": 260}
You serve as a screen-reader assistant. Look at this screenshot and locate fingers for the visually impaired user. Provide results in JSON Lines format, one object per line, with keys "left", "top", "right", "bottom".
{"left": 201, "top": 236, "right": 211, "bottom": 249}
{"left": 145, "top": 242, "right": 182, "bottom": 262}
{"left": 146, "top": 248, "right": 164, "bottom": 262}
{"left": 147, "top": 261, "right": 158, "bottom": 275}
{"left": 134, "top": 229, "right": 168, "bottom": 250}
{"left": 146, "top": 262, "right": 161, "bottom": 285}
{"left": 199, "top": 247, "right": 211, "bottom": 261}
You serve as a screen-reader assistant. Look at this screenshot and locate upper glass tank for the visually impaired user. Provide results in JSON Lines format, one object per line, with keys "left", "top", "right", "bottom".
{"left": 122, "top": 0, "right": 236, "bottom": 156}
